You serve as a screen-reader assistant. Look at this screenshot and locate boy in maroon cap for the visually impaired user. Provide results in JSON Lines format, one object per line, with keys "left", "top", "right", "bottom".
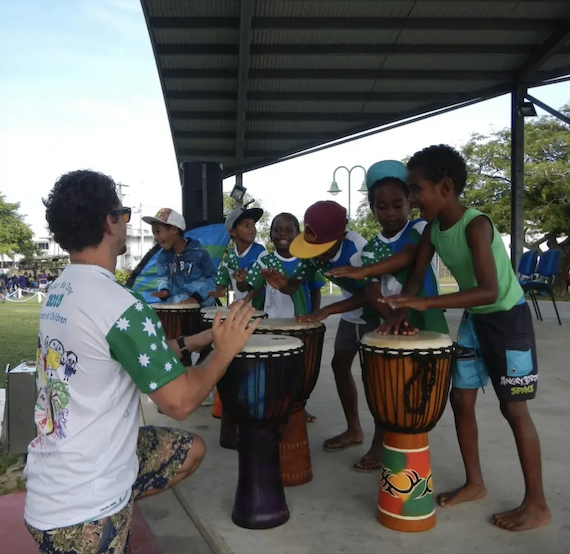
{"left": 263, "top": 201, "right": 393, "bottom": 470}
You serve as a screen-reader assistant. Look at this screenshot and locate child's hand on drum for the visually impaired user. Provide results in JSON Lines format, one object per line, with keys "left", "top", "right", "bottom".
{"left": 151, "top": 290, "right": 170, "bottom": 299}
{"left": 212, "top": 301, "right": 260, "bottom": 360}
{"left": 296, "top": 308, "right": 329, "bottom": 323}
{"left": 208, "top": 289, "right": 225, "bottom": 298}
{"left": 376, "top": 308, "right": 418, "bottom": 336}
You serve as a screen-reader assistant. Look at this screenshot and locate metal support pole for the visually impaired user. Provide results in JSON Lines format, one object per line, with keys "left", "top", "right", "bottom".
{"left": 235, "top": 172, "right": 244, "bottom": 206}
{"left": 510, "top": 87, "right": 526, "bottom": 270}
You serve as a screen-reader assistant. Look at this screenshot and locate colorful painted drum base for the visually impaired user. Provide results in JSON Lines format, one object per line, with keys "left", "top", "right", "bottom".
{"left": 377, "top": 432, "right": 435, "bottom": 532}
{"left": 280, "top": 403, "right": 312, "bottom": 487}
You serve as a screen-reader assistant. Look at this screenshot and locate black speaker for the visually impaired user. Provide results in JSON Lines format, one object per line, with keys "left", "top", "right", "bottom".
{"left": 181, "top": 161, "right": 224, "bottom": 230}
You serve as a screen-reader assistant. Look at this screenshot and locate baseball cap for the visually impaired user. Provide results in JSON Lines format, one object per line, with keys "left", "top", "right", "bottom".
{"left": 365, "top": 160, "right": 408, "bottom": 190}
{"left": 289, "top": 201, "right": 347, "bottom": 259}
{"left": 224, "top": 207, "right": 264, "bottom": 233}
{"left": 142, "top": 208, "right": 186, "bottom": 232}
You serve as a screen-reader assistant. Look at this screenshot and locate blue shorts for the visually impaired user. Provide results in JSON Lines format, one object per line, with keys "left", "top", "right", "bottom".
{"left": 453, "top": 298, "right": 538, "bottom": 402}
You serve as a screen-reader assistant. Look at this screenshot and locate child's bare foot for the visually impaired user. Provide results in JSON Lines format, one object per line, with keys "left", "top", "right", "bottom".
{"left": 305, "top": 409, "right": 316, "bottom": 423}
{"left": 438, "top": 483, "right": 487, "bottom": 507}
{"left": 323, "top": 430, "right": 363, "bottom": 452}
{"left": 492, "top": 502, "right": 551, "bottom": 532}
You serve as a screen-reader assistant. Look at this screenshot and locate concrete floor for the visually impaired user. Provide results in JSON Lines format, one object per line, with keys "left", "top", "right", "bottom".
{"left": 141, "top": 299, "right": 569, "bottom": 554}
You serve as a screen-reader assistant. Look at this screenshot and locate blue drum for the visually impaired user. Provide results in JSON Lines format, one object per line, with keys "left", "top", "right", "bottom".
{"left": 217, "top": 334, "right": 304, "bottom": 529}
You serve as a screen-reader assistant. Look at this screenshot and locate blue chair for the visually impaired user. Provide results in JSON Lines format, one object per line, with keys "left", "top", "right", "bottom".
{"left": 517, "top": 250, "right": 539, "bottom": 319}
{"left": 522, "top": 249, "right": 562, "bottom": 325}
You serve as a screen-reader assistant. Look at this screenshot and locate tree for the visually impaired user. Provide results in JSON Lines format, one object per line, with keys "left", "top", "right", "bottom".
{"left": 0, "top": 194, "right": 40, "bottom": 259}
{"left": 223, "top": 191, "right": 272, "bottom": 247}
{"left": 462, "top": 106, "right": 570, "bottom": 295}
{"left": 351, "top": 197, "right": 380, "bottom": 241}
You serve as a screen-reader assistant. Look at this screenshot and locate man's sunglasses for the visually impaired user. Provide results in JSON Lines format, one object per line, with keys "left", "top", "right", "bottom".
{"left": 112, "top": 207, "right": 132, "bottom": 223}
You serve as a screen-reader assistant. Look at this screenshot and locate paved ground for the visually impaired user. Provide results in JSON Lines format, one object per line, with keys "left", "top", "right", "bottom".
{"left": 140, "top": 298, "right": 569, "bottom": 554}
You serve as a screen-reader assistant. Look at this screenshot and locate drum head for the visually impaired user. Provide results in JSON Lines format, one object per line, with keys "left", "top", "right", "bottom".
{"left": 201, "top": 306, "right": 266, "bottom": 321}
{"left": 256, "top": 317, "right": 323, "bottom": 331}
{"left": 153, "top": 304, "right": 200, "bottom": 311}
{"left": 241, "top": 334, "right": 303, "bottom": 354}
{"left": 361, "top": 331, "right": 453, "bottom": 351}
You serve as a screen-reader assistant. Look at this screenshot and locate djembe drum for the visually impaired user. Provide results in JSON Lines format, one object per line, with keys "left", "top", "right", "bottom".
{"left": 217, "top": 334, "right": 304, "bottom": 529}
{"left": 152, "top": 304, "right": 201, "bottom": 365}
{"left": 255, "top": 318, "right": 325, "bottom": 486}
{"left": 200, "top": 306, "right": 267, "bottom": 447}
{"left": 359, "top": 331, "right": 454, "bottom": 532}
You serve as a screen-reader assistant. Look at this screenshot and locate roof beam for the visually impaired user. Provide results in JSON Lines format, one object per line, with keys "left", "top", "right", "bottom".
{"left": 156, "top": 44, "right": 569, "bottom": 56}
{"left": 170, "top": 111, "right": 411, "bottom": 122}
{"left": 525, "top": 93, "right": 570, "bottom": 125}
{"left": 162, "top": 68, "right": 511, "bottom": 81}
{"left": 516, "top": 20, "right": 570, "bottom": 81}
{"left": 148, "top": 16, "right": 555, "bottom": 32}
{"left": 235, "top": 0, "right": 254, "bottom": 169}
{"left": 167, "top": 91, "right": 475, "bottom": 102}
{"left": 174, "top": 131, "right": 351, "bottom": 141}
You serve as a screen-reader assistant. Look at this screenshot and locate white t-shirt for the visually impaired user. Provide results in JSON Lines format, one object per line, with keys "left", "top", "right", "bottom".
{"left": 24, "top": 264, "right": 186, "bottom": 530}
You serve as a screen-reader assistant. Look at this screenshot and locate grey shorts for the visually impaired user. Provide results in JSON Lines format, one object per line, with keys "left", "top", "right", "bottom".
{"left": 334, "top": 318, "right": 378, "bottom": 352}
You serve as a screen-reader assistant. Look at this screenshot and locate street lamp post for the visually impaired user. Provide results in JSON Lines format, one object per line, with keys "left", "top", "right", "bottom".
{"left": 327, "top": 165, "right": 368, "bottom": 222}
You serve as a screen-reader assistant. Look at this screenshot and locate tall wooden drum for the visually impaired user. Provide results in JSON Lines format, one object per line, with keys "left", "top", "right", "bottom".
{"left": 255, "top": 318, "right": 325, "bottom": 486}
{"left": 200, "top": 306, "right": 267, "bottom": 447}
{"left": 359, "top": 331, "right": 454, "bottom": 532}
{"left": 152, "top": 304, "right": 202, "bottom": 366}
{"left": 217, "top": 335, "right": 304, "bottom": 529}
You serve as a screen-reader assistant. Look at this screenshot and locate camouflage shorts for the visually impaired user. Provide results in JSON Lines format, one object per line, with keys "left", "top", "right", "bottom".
{"left": 26, "top": 426, "right": 194, "bottom": 554}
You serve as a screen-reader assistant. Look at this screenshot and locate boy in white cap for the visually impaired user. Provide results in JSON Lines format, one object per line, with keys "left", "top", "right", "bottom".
{"left": 142, "top": 208, "right": 216, "bottom": 307}
{"left": 210, "top": 206, "right": 267, "bottom": 310}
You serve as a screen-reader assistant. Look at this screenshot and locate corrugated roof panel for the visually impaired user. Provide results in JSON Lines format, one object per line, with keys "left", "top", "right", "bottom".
{"left": 396, "top": 29, "right": 549, "bottom": 46}
{"left": 408, "top": 2, "right": 566, "bottom": 19}
{"left": 541, "top": 56, "right": 570, "bottom": 73}
{"left": 177, "top": 138, "right": 235, "bottom": 150}
{"left": 246, "top": 120, "right": 356, "bottom": 133}
{"left": 371, "top": 79, "right": 500, "bottom": 93}
{"left": 361, "top": 101, "right": 428, "bottom": 114}
{"left": 253, "top": 29, "right": 401, "bottom": 45}
{"left": 381, "top": 54, "right": 527, "bottom": 71}
{"left": 172, "top": 119, "right": 236, "bottom": 132}
{"left": 146, "top": 0, "right": 238, "bottom": 18}
{"left": 251, "top": 55, "right": 388, "bottom": 70}
{"left": 247, "top": 100, "right": 365, "bottom": 113}
{"left": 168, "top": 98, "right": 236, "bottom": 111}
{"left": 159, "top": 54, "right": 237, "bottom": 70}
{"left": 153, "top": 28, "right": 239, "bottom": 45}
{"left": 164, "top": 78, "right": 237, "bottom": 92}
{"left": 249, "top": 79, "right": 377, "bottom": 93}
{"left": 254, "top": 1, "right": 415, "bottom": 18}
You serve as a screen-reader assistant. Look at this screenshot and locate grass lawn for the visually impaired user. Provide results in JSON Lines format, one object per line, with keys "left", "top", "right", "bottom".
{"left": 0, "top": 301, "right": 41, "bottom": 388}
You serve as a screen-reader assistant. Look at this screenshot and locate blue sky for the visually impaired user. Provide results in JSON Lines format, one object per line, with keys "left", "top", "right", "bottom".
{"left": 1, "top": 0, "right": 569, "bottom": 235}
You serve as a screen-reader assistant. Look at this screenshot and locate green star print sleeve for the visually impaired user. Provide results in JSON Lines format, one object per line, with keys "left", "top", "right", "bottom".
{"left": 246, "top": 260, "right": 265, "bottom": 291}
{"left": 106, "top": 300, "right": 186, "bottom": 394}
{"left": 215, "top": 262, "right": 231, "bottom": 287}
{"left": 361, "top": 238, "right": 392, "bottom": 283}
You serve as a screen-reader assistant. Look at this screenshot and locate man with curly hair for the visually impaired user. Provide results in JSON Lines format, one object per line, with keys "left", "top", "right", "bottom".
{"left": 24, "top": 170, "right": 260, "bottom": 553}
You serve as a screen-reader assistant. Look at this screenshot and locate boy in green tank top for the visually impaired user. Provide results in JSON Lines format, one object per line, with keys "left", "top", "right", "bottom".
{"left": 379, "top": 145, "right": 550, "bottom": 532}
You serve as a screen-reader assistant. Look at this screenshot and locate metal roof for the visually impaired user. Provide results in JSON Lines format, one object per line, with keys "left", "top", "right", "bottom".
{"left": 140, "top": 0, "right": 570, "bottom": 178}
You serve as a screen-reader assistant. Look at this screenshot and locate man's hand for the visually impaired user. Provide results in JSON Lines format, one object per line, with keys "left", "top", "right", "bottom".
{"left": 232, "top": 269, "right": 248, "bottom": 283}
{"left": 212, "top": 301, "right": 260, "bottom": 361}
{"left": 325, "top": 266, "right": 368, "bottom": 280}
{"left": 296, "top": 308, "right": 330, "bottom": 323}
{"left": 379, "top": 294, "right": 429, "bottom": 312}
{"left": 376, "top": 308, "right": 418, "bottom": 336}
{"left": 151, "top": 290, "right": 170, "bottom": 299}
{"left": 186, "top": 329, "right": 213, "bottom": 352}
{"left": 261, "top": 268, "right": 289, "bottom": 290}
